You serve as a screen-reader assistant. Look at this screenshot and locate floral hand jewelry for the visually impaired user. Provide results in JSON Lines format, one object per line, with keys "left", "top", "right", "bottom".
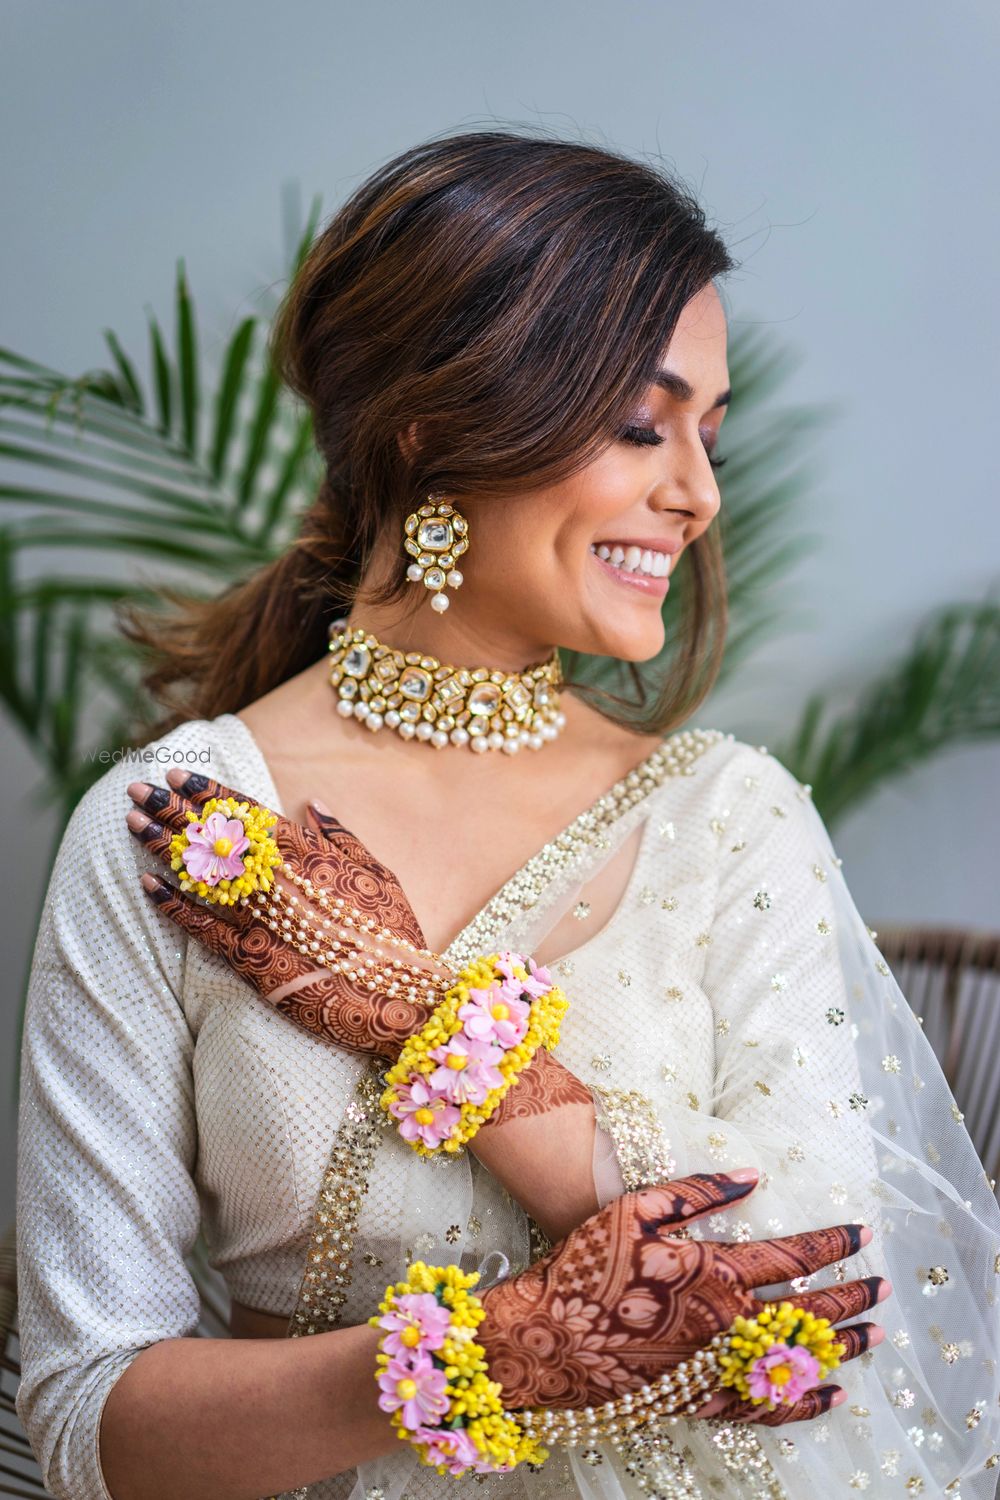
{"left": 144, "top": 778, "right": 568, "bottom": 1120}
{"left": 168, "top": 796, "right": 283, "bottom": 906}
{"left": 717, "top": 1300, "right": 845, "bottom": 1409}
{"left": 371, "top": 1262, "right": 548, "bottom": 1475}
{"left": 380, "top": 951, "right": 569, "bottom": 1156}
{"left": 518, "top": 1301, "right": 846, "bottom": 1448}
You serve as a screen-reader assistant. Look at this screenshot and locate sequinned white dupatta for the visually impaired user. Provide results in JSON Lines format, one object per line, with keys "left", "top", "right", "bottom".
{"left": 271, "top": 730, "right": 1000, "bottom": 1500}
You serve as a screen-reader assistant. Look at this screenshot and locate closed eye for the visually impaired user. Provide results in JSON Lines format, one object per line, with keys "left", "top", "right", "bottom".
{"left": 619, "top": 425, "right": 728, "bottom": 471}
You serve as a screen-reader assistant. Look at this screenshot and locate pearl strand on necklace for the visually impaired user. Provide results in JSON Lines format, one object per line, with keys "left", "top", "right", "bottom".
{"left": 327, "top": 619, "right": 566, "bottom": 753}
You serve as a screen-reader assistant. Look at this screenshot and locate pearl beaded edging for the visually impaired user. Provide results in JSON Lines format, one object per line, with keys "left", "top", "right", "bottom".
{"left": 327, "top": 619, "right": 566, "bottom": 753}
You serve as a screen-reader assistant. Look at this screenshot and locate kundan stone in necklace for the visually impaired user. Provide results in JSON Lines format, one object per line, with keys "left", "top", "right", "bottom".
{"left": 328, "top": 619, "right": 565, "bottom": 753}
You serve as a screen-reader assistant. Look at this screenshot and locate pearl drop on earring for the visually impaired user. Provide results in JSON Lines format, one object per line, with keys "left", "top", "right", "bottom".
{"left": 430, "top": 592, "right": 450, "bottom": 613}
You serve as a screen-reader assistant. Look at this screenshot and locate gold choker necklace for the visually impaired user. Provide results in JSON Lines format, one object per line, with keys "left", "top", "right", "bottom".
{"left": 327, "top": 619, "right": 565, "bottom": 753}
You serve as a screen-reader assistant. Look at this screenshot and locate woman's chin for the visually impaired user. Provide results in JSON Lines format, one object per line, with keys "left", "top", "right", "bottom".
{"left": 564, "top": 616, "right": 667, "bottom": 664}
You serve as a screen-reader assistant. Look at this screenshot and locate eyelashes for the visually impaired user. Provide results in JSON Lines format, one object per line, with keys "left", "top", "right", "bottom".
{"left": 619, "top": 425, "right": 728, "bottom": 471}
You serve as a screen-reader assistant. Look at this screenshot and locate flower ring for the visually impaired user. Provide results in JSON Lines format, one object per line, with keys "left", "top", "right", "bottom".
{"left": 168, "top": 795, "right": 282, "bottom": 906}
{"left": 717, "top": 1300, "right": 846, "bottom": 1409}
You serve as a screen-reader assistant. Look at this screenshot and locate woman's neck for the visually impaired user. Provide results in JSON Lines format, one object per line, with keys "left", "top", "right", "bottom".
{"left": 345, "top": 592, "right": 556, "bottom": 675}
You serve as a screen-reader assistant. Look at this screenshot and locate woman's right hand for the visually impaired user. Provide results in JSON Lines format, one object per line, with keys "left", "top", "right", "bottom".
{"left": 478, "top": 1170, "right": 889, "bottom": 1425}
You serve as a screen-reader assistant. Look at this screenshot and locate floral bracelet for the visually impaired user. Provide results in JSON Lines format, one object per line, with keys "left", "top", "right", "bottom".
{"left": 380, "top": 950, "right": 569, "bottom": 1156}
{"left": 519, "top": 1300, "right": 846, "bottom": 1449}
{"left": 370, "top": 1261, "right": 548, "bottom": 1475}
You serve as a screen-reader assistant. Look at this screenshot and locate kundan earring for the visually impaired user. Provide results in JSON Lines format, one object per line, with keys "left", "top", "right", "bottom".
{"left": 402, "top": 496, "right": 469, "bottom": 613}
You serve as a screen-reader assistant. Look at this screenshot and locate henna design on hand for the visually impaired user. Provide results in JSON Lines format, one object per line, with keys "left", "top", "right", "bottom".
{"left": 478, "top": 1177, "right": 885, "bottom": 1412}
{"left": 129, "top": 773, "right": 437, "bottom": 1060}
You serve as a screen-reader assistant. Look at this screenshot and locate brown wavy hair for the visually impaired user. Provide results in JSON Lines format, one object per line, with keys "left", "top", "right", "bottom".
{"left": 125, "top": 126, "right": 735, "bottom": 737}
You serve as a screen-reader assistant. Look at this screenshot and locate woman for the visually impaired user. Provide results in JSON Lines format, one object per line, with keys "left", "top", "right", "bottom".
{"left": 15, "top": 130, "right": 1000, "bottom": 1500}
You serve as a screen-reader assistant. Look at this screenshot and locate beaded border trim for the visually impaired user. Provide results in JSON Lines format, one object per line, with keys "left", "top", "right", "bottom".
{"left": 285, "top": 1066, "right": 387, "bottom": 1340}
{"left": 591, "top": 1084, "right": 677, "bottom": 1191}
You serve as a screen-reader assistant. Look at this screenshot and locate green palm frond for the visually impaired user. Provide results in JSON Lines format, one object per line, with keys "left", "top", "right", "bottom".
{"left": 0, "top": 197, "right": 326, "bottom": 808}
{"left": 776, "top": 594, "right": 1000, "bottom": 826}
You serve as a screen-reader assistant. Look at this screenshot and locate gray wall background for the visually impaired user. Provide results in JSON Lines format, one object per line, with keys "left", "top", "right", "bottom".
{"left": 2, "top": 0, "right": 998, "bottom": 1227}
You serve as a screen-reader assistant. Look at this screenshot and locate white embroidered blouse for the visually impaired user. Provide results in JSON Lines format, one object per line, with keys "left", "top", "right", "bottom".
{"left": 15, "top": 713, "right": 1000, "bottom": 1500}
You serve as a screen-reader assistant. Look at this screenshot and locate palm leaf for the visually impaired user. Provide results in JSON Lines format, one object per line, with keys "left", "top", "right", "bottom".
{"left": 0, "top": 262, "right": 320, "bottom": 809}
{"left": 775, "top": 595, "right": 1000, "bottom": 827}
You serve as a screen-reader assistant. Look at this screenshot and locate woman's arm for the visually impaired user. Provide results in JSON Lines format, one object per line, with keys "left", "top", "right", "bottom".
{"left": 15, "top": 758, "right": 399, "bottom": 1500}
{"left": 470, "top": 1049, "right": 602, "bottom": 1241}
{"left": 99, "top": 1323, "right": 397, "bottom": 1500}
{"left": 128, "top": 773, "right": 654, "bottom": 1248}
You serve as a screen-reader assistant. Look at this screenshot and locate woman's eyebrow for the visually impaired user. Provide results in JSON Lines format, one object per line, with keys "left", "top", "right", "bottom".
{"left": 650, "top": 367, "right": 731, "bottom": 410}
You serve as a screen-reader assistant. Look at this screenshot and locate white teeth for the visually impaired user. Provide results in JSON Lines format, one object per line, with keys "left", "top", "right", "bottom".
{"left": 590, "top": 543, "right": 674, "bottom": 578}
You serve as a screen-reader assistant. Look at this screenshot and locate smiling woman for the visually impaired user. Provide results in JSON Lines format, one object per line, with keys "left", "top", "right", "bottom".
{"left": 14, "top": 127, "right": 1000, "bottom": 1500}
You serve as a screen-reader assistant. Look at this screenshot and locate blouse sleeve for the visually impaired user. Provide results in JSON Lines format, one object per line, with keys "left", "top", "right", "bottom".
{"left": 15, "top": 766, "right": 203, "bottom": 1500}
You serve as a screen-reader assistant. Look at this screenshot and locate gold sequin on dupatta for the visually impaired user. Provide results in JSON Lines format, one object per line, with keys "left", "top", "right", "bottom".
{"left": 592, "top": 1084, "right": 677, "bottom": 1188}
{"left": 710, "top": 1424, "right": 792, "bottom": 1498}
{"left": 285, "top": 1066, "right": 388, "bottom": 1339}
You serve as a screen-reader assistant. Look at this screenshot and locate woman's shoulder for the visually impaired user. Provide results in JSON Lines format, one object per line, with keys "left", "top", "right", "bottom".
{"left": 55, "top": 712, "right": 261, "bottom": 877}
{"left": 657, "top": 726, "right": 806, "bottom": 789}
{"left": 642, "top": 728, "right": 818, "bottom": 836}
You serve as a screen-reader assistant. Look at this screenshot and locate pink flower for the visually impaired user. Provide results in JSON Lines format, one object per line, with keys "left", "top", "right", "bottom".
{"left": 412, "top": 1423, "right": 483, "bottom": 1473}
{"left": 747, "top": 1343, "right": 821, "bottom": 1406}
{"left": 428, "top": 1035, "right": 504, "bottom": 1104}
{"left": 377, "top": 1353, "right": 449, "bottom": 1430}
{"left": 181, "top": 810, "right": 249, "bottom": 886}
{"left": 378, "top": 1292, "right": 453, "bottom": 1357}
{"left": 388, "top": 1076, "right": 461, "bottom": 1149}
{"left": 458, "top": 985, "right": 530, "bottom": 1049}
{"left": 496, "top": 949, "right": 552, "bottom": 1000}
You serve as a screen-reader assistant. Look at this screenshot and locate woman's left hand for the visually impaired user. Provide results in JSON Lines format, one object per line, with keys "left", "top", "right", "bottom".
{"left": 126, "top": 768, "right": 442, "bottom": 1060}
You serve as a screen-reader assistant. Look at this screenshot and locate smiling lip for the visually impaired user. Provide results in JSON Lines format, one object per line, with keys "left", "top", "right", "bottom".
{"left": 589, "top": 548, "right": 671, "bottom": 598}
{"left": 593, "top": 537, "right": 683, "bottom": 556}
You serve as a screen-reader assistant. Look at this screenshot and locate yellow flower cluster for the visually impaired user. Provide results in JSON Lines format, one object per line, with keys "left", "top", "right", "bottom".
{"left": 717, "top": 1300, "right": 846, "bottom": 1404}
{"left": 169, "top": 796, "right": 282, "bottom": 906}
{"left": 381, "top": 953, "right": 569, "bottom": 1156}
{"left": 370, "top": 1262, "right": 548, "bottom": 1474}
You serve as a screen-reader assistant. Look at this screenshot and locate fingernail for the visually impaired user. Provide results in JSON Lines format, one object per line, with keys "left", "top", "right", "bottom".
{"left": 877, "top": 1278, "right": 893, "bottom": 1302}
{"left": 140, "top": 873, "right": 160, "bottom": 892}
{"left": 126, "top": 781, "right": 151, "bottom": 800}
{"left": 827, "top": 1387, "right": 846, "bottom": 1409}
{"left": 126, "top": 810, "right": 149, "bottom": 830}
{"left": 845, "top": 1223, "right": 872, "bottom": 1254}
{"left": 168, "top": 769, "right": 207, "bottom": 793}
{"left": 729, "top": 1168, "right": 759, "bottom": 1184}
{"left": 868, "top": 1324, "right": 885, "bottom": 1346}
{"left": 310, "top": 798, "right": 333, "bottom": 815}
